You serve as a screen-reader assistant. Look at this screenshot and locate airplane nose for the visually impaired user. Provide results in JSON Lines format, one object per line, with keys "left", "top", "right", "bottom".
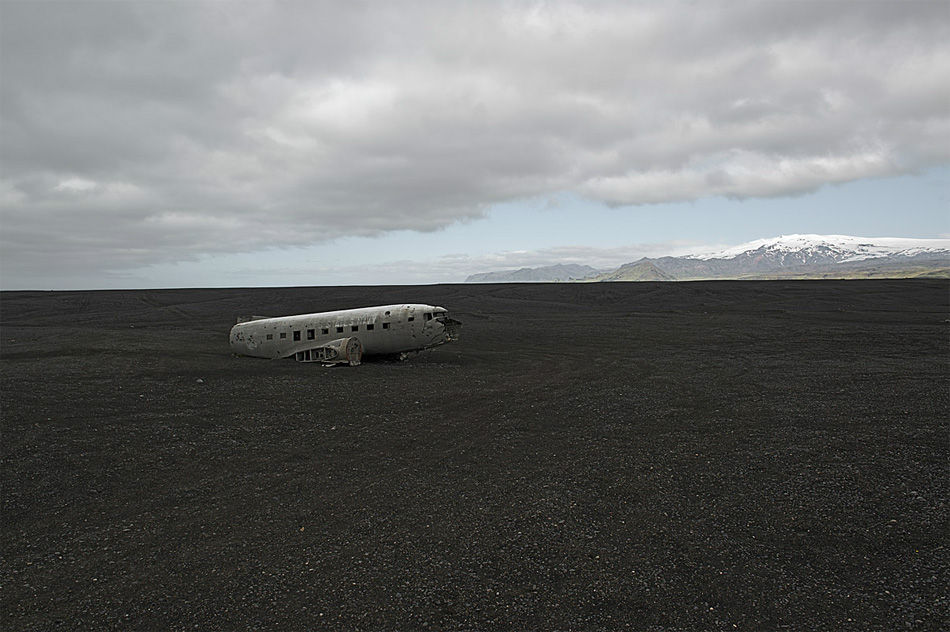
{"left": 437, "top": 316, "right": 462, "bottom": 341}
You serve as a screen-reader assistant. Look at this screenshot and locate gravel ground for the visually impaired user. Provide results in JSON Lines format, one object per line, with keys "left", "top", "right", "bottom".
{"left": 1, "top": 280, "right": 947, "bottom": 631}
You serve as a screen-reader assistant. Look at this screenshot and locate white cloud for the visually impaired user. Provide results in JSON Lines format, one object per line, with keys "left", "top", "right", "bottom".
{"left": 1, "top": 0, "right": 948, "bottom": 285}
{"left": 54, "top": 177, "right": 98, "bottom": 193}
{"left": 584, "top": 148, "right": 896, "bottom": 204}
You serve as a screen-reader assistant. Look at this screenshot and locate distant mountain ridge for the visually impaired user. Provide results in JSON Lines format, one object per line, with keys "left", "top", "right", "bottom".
{"left": 465, "top": 263, "right": 600, "bottom": 283}
{"left": 597, "top": 260, "right": 674, "bottom": 282}
{"left": 618, "top": 234, "right": 950, "bottom": 281}
{"left": 465, "top": 235, "right": 950, "bottom": 282}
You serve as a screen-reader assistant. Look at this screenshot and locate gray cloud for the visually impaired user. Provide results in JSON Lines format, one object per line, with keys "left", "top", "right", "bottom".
{"left": 2, "top": 0, "right": 948, "bottom": 285}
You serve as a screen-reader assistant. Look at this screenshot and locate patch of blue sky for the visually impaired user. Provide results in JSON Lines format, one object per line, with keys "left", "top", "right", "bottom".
{"left": 331, "top": 165, "right": 946, "bottom": 257}
{"left": 131, "top": 166, "right": 948, "bottom": 288}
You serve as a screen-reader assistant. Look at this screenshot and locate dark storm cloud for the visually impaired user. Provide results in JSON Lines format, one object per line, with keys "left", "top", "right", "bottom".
{"left": 2, "top": 0, "right": 948, "bottom": 285}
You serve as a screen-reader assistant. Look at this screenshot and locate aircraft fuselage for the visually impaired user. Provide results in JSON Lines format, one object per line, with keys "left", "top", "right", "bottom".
{"left": 228, "top": 303, "right": 460, "bottom": 364}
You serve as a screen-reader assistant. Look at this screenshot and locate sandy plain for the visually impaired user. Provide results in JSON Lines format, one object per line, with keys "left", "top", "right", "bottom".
{"left": 1, "top": 280, "right": 947, "bottom": 630}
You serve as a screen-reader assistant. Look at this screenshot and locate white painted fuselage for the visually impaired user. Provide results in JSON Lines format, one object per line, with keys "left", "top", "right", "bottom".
{"left": 228, "top": 304, "right": 459, "bottom": 363}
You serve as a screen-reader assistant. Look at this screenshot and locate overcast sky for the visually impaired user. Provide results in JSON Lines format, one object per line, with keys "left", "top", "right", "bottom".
{"left": 2, "top": 0, "right": 948, "bottom": 289}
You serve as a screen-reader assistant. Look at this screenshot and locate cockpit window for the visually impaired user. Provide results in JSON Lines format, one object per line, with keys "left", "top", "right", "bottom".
{"left": 425, "top": 313, "right": 433, "bottom": 321}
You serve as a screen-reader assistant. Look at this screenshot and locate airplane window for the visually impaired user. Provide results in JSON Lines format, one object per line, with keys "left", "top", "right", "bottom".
{"left": 321, "top": 328, "right": 329, "bottom": 335}
{"left": 307, "top": 329, "right": 315, "bottom": 340}
{"left": 266, "top": 334, "right": 273, "bottom": 340}
{"left": 366, "top": 324, "right": 374, "bottom": 330}
{"left": 408, "top": 316, "right": 414, "bottom": 322}
{"left": 293, "top": 331, "right": 301, "bottom": 341}
{"left": 382, "top": 322, "right": 390, "bottom": 329}
{"left": 351, "top": 325, "right": 359, "bottom": 332}
{"left": 280, "top": 332, "right": 287, "bottom": 339}
{"left": 336, "top": 326, "right": 344, "bottom": 333}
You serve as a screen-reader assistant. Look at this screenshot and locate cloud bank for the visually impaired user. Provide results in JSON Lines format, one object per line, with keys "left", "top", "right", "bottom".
{"left": 2, "top": 0, "right": 948, "bottom": 284}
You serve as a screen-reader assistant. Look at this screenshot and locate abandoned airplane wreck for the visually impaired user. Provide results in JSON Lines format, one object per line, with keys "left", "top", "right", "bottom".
{"left": 228, "top": 304, "right": 461, "bottom": 366}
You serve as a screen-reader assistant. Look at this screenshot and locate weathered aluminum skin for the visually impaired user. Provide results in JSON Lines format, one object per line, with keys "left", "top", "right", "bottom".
{"left": 228, "top": 304, "right": 459, "bottom": 362}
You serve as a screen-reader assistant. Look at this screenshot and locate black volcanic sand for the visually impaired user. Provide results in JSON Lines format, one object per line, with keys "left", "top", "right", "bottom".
{"left": 2, "top": 280, "right": 947, "bottom": 631}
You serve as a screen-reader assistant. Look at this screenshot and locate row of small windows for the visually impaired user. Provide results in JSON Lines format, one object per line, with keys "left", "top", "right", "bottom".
{"left": 264, "top": 322, "right": 389, "bottom": 341}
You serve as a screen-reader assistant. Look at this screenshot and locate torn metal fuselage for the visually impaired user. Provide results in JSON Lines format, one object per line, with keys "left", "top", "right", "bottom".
{"left": 228, "top": 304, "right": 461, "bottom": 366}
{"left": 439, "top": 315, "right": 462, "bottom": 342}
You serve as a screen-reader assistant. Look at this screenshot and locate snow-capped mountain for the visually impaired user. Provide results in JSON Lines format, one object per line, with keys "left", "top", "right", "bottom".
{"left": 691, "top": 234, "right": 950, "bottom": 264}
{"left": 605, "top": 234, "right": 950, "bottom": 281}
{"left": 465, "top": 235, "right": 950, "bottom": 282}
